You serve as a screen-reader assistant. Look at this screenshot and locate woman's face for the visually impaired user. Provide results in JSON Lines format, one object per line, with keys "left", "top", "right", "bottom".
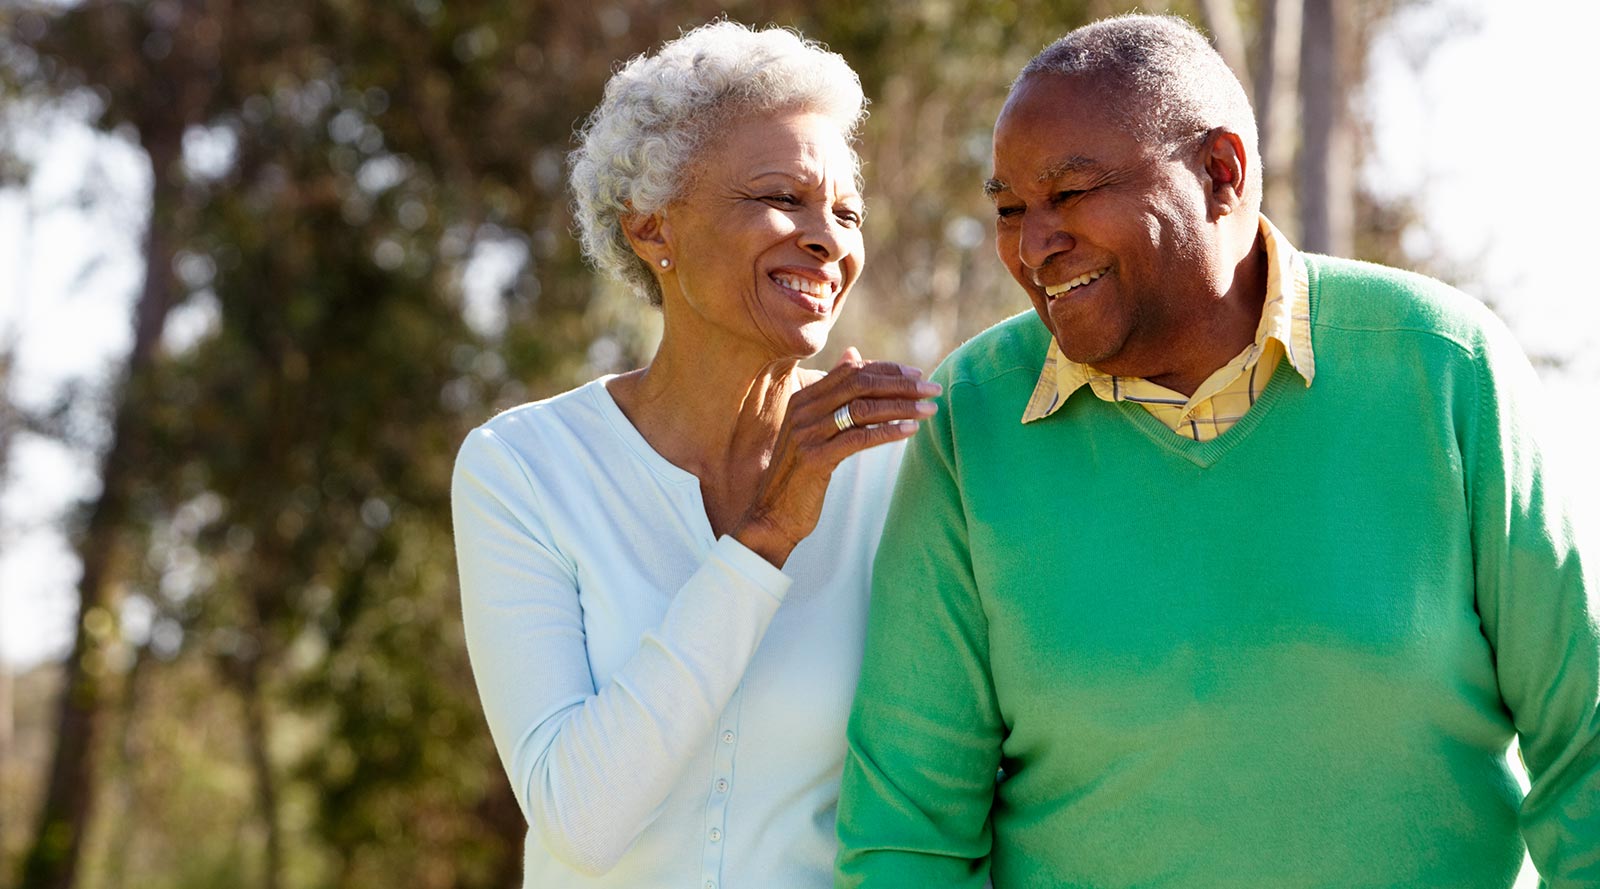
{"left": 654, "top": 110, "right": 865, "bottom": 361}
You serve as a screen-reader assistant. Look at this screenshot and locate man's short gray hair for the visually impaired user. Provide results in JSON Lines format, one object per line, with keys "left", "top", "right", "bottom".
{"left": 568, "top": 21, "right": 866, "bottom": 306}
{"left": 1020, "top": 14, "right": 1258, "bottom": 189}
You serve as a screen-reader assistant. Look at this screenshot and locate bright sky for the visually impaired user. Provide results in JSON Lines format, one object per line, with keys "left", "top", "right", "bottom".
{"left": 3, "top": 0, "right": 1598, "bottom": 670}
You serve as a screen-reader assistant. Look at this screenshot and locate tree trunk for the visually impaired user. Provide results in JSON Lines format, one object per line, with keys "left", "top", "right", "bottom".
{"left": 238, "top": 651, "right": 283, "bottom": 889}
{"left": 1196, "top": 0, "right": 1252, "bottom": 101}
{"left": 1255, "top": 0, "right": 1302, "bottom": 235}
{"left": 100, "top": 646, "right": 149, "bottom": 889}
{"left": 1, "top": 344, "right": 14, "bottom": 867}
{"left": 1298, "top": 0, "right": 1354, "bottom": 255}
{"left": 17, "top": 128, "right": 181, "bottom": 889}
{"left": 0, "top": 656, "right": 11, "bottom": 864}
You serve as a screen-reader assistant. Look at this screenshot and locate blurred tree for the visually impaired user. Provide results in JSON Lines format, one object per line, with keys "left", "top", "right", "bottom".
{"left": 1300, "top": 0, "right": 1356, "bottom": 253}
{"left": 7, "top": 1, "right": 222, "bottom": 885}
{"left": 0, "top": 343, "right": 13, "bottom": 866}
{"left": 1255, "top": 0, "right": 1303, "bottom": 234}
{"left": 1, "top": 0, "right": 528, "bottom": 885}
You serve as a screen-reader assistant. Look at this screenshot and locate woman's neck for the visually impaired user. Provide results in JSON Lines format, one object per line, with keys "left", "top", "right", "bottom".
{"left": 606, "top": 330, "right": 808, "bottom": 482}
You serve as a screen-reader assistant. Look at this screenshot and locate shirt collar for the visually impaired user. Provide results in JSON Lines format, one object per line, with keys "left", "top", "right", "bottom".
{"left": 1020, "top": 215, "right": 1314, "bottom": 424}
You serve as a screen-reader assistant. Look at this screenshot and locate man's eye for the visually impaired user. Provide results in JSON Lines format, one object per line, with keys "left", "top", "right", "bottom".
{"left": 1054, "top": 189, "right": 1084, "bottom": 203}
{"left": 836, "top": 208, "right": 863, "bottom": 226}
{"left": 765, "top": 194, "right": 800, "bottom": 206}
{"left": 996, "top": 205, "right": 1023, "bottom": 220}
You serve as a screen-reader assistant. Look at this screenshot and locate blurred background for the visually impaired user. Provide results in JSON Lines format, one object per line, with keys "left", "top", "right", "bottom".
{"left": 0, "top": 0, "right": 1594, "bottom": 887}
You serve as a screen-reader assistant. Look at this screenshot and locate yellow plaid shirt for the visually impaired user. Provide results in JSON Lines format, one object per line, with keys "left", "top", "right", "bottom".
{"left": 1021, "top": 216, "right": 1315, "bottom": 440}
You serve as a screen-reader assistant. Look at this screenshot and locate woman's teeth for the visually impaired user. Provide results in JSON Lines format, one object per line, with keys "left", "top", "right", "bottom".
{"left": 1044, "top": 267, "right": 1108, "bottom": 297}
{"left": 773, "top": 273, "right": 830, "bottom": 298}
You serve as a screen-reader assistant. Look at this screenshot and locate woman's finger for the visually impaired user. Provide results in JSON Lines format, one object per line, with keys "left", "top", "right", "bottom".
{"left": 854, "top": 359, "right": 922, "bottom": 379}
{"left": 794, "top": 356, "right": 927, "bottom": 411}
{"left": 840, "top": 372, "right": 942, "bottom": 405}
{"left": 822, "top": 417, "right": 923, "bottom": 456}
{"left": 839, "top": 397, "right": 938, "bottom": 429}
{"left": 791, "top": 376, "right": 940, "bottom": 437}
{"left": 796, "top": 368, "right": 939, "bottom": 412}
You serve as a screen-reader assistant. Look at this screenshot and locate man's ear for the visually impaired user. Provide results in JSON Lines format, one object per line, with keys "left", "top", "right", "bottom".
{"left": 621, "top": 207, "right": 671, "bottom": 269}
{"left": 1201, "top": 128, "right": 1248, "bottom": 220}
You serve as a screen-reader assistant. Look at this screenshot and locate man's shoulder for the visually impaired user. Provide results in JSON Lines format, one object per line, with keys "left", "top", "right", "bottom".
{"left": 932, "top": 309, "right": 1052, "bottom": 389}
{"left": 1306, "top": 254, "right": 1505, "bottom": 356}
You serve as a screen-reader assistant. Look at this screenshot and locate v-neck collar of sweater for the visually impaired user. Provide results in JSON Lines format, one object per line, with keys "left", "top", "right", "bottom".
{"left": 1110, "top": 358, "right": 1300, "bottom": 468}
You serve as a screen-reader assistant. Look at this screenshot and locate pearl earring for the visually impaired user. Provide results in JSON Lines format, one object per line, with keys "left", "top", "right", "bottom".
{"left": 659, "top": 258, "right": 670, "bottom": 269}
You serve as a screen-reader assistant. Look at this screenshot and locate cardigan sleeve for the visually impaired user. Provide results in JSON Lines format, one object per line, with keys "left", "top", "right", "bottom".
{"left": 451, "top": 427, "right": 791, "bottom": 877}
{"left": 835, "top": 371, "right": 1004, "bottom": 888}
{"left": 1463, "top": 320, "right": 1600, "bottom": 886}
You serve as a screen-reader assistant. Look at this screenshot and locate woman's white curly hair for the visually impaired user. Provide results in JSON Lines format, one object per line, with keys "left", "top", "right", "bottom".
{"left": 568, "top": 21, "right": 867, "bottom": 305}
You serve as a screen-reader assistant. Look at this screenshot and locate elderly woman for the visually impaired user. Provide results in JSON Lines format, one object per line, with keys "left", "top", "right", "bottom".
{"left": 450, "top": 21, "right": 935, "bottom": 889}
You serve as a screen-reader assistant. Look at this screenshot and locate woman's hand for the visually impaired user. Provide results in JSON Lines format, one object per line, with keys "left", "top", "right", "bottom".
{"left": 733, "top": 347, "right": 939, "bottom": 568}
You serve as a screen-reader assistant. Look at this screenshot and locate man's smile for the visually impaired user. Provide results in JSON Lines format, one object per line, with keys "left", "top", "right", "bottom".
{"left": 1043, "top": 266, "right": 1110, "bottom": 299}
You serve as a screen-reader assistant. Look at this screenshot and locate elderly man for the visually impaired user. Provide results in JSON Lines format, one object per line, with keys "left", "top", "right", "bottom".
{"left": 835, "top": 13, "right": 1598, "bottom": 889}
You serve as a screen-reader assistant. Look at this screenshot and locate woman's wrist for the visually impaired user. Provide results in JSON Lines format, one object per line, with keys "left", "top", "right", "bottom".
{"left": 730, "top": 516, "right": 800, "bottom": 569}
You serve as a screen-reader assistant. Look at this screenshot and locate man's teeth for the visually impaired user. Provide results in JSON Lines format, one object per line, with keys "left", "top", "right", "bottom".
{"left": 1044, "top": 267, "right": 1108, "bottom": 297}
{"left": 773, "top": 274, "right": 830, "bottom": 298}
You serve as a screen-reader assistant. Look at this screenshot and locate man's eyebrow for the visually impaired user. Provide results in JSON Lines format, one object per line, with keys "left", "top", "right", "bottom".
{"left": 1036, "top": 155, "right": 1102, "bottom": 182}
{"left": 983, "top": 155, "right": 1104, "bottom": 199}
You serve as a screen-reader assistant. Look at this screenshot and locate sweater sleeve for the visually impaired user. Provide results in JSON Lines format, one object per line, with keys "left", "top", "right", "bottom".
{"left": 1464, "top": 322, "right": 1600, "bottom": 886}
{"left": 451, "top": 427, "right": 791, "bottom": 877}
{"left": 835, "top": 372, "right": 1004, "bottom": 888}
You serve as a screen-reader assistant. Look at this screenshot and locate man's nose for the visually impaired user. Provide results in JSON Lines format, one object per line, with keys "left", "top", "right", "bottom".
{"left": 1019, "top": 211, "right": 1074, "bottom": 272}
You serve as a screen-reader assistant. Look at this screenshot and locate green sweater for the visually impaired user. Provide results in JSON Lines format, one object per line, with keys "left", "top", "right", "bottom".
{"left": 836, "top": 256, "right": 1599, "bottom": 888}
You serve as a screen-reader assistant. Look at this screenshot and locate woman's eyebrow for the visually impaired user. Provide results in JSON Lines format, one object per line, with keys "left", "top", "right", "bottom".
{"left": 747, "top": 169, "right": 822, "bottom": 185}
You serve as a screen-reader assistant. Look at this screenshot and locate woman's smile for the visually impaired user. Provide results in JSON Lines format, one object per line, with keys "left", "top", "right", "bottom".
{"left": 769, "top": 268, "right": 839, "bottom": 315}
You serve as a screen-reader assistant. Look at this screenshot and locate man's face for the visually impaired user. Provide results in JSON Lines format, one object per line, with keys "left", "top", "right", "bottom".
{"left": 988, "top": 73, "right": 1215, "bottom": 376}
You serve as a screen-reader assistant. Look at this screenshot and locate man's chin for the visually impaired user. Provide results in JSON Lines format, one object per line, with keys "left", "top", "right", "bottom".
{"left": 1050, "top": 331, "right": 1119, "bottom": 368}
{"left": 1041, "top": 304, "right": 1123, "bottom": 367}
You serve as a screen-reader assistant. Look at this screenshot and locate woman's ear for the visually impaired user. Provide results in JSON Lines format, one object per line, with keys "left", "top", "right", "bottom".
{"left": 1201, "top": 128, "right": 1248, "bottom": 220}
{"left": 621, "top": 208, "right": 672, "bottom": 270}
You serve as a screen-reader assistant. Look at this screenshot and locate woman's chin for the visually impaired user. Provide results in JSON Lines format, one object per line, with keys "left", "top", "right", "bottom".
{"left": 748, "top": 317, "right": 836, "bottom": 363}
{"left": 791, "top": 318, "right": 838, "bottom": 358}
